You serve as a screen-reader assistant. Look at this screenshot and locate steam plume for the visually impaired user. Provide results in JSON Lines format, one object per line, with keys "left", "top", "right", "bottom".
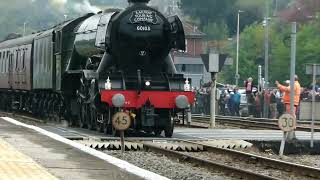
{"left": 73, "top": 0, "right": 101, "bottom": 13}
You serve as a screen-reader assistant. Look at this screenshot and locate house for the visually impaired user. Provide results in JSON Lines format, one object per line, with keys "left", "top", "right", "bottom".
{"left": 172, "top": 22, "right": 209, "bottom": 88}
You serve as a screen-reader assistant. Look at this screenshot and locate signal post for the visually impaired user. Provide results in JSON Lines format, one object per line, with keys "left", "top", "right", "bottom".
{"left": 201, "top": 54, "right": 227, "bottom": 128}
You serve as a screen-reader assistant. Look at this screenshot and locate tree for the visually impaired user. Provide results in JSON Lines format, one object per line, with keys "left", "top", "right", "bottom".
{"left": 179, "top": 0, "right": 237, "bottom": 29}
{"left": 219, "top": 17, "right": 320, "bottom": 87}
{"left": 179, "top": 0, "right": 270, "bottom": 37}
{"left": 203, "top": 21, "right": 229, "bottom": 40}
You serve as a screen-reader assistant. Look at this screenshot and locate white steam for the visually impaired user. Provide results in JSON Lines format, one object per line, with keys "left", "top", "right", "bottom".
{"left": 31, "top": 0, "right": 101, "bottom": 14}
{"left": 50, "top": 0, "right": 68, "bottom": 5}
{"left": 73, "top": 0, "right": 101, "bottom": 13}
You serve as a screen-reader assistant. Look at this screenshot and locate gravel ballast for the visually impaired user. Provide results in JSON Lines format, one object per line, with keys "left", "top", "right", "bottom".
{"left": 105, "top": 150, "right": 235, "bottom": 180}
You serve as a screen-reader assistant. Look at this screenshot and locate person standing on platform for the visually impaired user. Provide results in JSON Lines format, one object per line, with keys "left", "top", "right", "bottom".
{"left": 269, "top": 89, "right": 277, "bottom": 119}
{"left": 218, "top": 92, "right": 226, "bottom": 116}
{"left": 244, "top": 77, "right": 256, "bottom": 117}
{"left": 244, "top": 77, "right": 255, "bottom": 95}
{"left": 275, "top": 75, "right": 301, "bottom": 116}
{"left": 228, "top": 92, "right": 235, "bottom": 116}
{"left": 232, "top": 88, "right": 241, "bottom": 116}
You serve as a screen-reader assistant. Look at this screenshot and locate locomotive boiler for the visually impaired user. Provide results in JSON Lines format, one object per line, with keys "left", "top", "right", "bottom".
{"left": 0, "top": 0, "right": 195, "bottom": 137}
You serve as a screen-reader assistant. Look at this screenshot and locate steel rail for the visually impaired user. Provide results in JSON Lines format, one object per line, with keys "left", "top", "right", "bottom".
{"left": 190, "top": 115, "right": 320, "bottom": 132}
{"left": 181, "top": 140, "right": 320, "bottom": 179}
{"left": 192, "top": 114, "right": 320, "bottom": 125}
{"left": 142, "top": 142, "right": 277, "bottom": 180}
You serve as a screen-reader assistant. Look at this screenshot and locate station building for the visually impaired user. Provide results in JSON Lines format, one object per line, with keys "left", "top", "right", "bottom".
{"left": 172, "top": 22, "right": 210, "bottom": 89}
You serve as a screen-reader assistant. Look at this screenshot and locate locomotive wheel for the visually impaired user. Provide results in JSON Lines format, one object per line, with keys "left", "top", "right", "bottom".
{"left": 79, "top": 103, "right": 88, "bottom": 128}
{"left": 111, "top": 126, "right": 119, "bottom": 137}
{"left": 88, "top": 106, "right": 97, "bottom": 130}
{"left": 154, "top": 129, "right": 162, "bottom": 137}
{"left": 96, "top": 113, "right": 105, "bottom": 133}
{"left": 164, "top": 113, "right": 174, "bottom": 138}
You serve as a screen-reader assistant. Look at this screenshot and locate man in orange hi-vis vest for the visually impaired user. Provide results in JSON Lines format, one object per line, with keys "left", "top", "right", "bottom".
{"left": 275, "top": 75, "right": 301, "bottom": 116}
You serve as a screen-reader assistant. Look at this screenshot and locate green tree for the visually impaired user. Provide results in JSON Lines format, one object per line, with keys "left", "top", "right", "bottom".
{"left": 203, "top": 21, "right": 229, "bottom": 40}
{"left": 220, "top": 18, "right": 320, "bottom": 87}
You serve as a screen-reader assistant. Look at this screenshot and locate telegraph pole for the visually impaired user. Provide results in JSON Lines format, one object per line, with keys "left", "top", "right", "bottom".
{"left": 288, "top": 22, "right": 297, "bottom": 140}
{"left": 236, "top": 10, "right": 244, "bottom": 87}
{"left": 210, "top": 73, "right": 217, "bottom": 128}
{"left": 263, "top": 2, "right": 269, "bottom": 118}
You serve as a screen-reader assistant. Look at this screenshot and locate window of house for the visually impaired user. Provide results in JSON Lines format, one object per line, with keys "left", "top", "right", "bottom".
{"left": 175, "top": 64, "right": 203, "bottom": 74}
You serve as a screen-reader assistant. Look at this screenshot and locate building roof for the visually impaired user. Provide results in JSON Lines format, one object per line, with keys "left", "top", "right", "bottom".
{"left": 183, "top": 21, "right": 206, "bottom": 38}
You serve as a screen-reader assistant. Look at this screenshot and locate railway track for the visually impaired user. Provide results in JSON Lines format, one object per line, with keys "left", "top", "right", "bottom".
{"left": 2, "top": 113, "right": 320, "bottom": 179}
{"left": 76, "top": 138, "right": 320, "bottom": 179}
{"left": 141, "top": 141, "right": 275, "bottom": 180}
{"left": 188, "top": 115, "right": 320, "bottom": 132}
{"left": 178, "top": 140, "right": 320, "bottom": 179}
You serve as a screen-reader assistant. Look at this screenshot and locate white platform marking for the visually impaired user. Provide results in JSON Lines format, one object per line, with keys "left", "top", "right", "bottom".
{"left": 1, "top": 117, "right": 169, "bottom": 180}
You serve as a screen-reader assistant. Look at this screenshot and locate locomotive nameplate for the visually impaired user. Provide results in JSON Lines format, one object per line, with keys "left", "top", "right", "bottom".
{"left": 278, "top": 114, "right": 296, "bottom": 132}
{"left": 112, "top": 112, "right": 131, "bottom": 131}
{"left": 130, "top": 10, "right": 158, "bottom": 24}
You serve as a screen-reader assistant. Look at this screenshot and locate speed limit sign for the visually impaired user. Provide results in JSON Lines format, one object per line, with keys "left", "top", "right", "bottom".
{"left": 278, "top": 114, "right": 296, "bottom": 132}
{"left": 112, "top": 112, "right": 131, "bottom": 131}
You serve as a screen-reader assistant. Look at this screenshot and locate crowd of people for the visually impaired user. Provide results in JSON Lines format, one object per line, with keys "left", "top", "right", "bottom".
{"left": 220, "top": 75, "right": 303, "bottom": 118}
{"left": 193, "top": 75, "right": 320, "bottom": 119}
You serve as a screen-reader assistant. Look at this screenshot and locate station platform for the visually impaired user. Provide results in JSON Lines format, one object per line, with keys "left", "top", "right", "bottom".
{"left": 0, "top": 117, "right": 167, "bottom": 180}
{"left": 0, "top": 137, "right": 57, "bottom": 179}
{"left": 173, "top": 128, "right": 320, "bottom": 141}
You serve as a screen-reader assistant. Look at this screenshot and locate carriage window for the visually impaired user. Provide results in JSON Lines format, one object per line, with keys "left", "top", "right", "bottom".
{"left": 15, "top": 50, "right": 18, "bottom": 71}
{"left": 1, "top": 52, "right": 3, "bottom": 73}
{"left": 0, "top": 52, "right": 2, "bottom": 73}
{"left": 22, "top": 50, "right": 25, "bottom": 70}
{"left": 10, "top": 54, "right": 13, "bottom": 72}
{"left": 6, "top": 52, "right": 9, "bottom": 73}
{"left": 2, "top": 52, "right": 4, "bottom": 73}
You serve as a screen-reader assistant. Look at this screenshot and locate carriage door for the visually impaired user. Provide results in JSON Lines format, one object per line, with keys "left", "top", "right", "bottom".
{"left": 8, "top": 52, "right": 13, "bottom": 88}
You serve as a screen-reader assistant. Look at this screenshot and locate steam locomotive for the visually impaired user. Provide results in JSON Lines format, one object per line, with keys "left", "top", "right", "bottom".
{"left": 0, "top": 0, "right": 194, "bottom": 137}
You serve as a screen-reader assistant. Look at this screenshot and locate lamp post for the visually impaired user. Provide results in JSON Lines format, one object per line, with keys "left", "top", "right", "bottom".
{"left": 263, "top": 16, "right": 271, "bottom": 118}
{"left": 235, "top": 10, "right": 244, "bottom": 87}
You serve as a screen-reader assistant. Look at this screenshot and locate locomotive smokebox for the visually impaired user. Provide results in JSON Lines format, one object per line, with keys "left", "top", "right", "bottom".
{"left": 106, "top": 2, "right": 172, "bottom": 74}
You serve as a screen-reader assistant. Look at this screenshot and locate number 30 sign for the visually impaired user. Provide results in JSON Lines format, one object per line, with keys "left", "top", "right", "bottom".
{"left": 112, "top": 112, "right": 131, "bottom": 131}
{"left": 278, "top": 114, "right": 296, "bottom": 132}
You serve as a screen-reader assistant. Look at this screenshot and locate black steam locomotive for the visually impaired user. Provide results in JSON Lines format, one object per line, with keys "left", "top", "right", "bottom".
{"left": 0, "top": 0, "right": 194, "bottom": 137}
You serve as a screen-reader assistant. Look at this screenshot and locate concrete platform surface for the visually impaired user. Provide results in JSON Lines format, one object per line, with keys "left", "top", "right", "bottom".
{"left": 0, "top": 137, "right": 58, "bottom": 180}
{"left": 0, "top": 117, "right": 167, "bottom": 180}
{"left": 173, "top": 128, "right": 320, "bottom": 141}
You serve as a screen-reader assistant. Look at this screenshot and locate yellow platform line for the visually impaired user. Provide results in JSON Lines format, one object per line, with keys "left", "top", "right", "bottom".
{"left": 0, "top": 138, "right": 58, "bottom": 180}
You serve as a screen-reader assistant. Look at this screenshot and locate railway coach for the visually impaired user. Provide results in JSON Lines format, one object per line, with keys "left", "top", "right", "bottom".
{"left": 0, "top": 0, "right": 195, "bottom": 137}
